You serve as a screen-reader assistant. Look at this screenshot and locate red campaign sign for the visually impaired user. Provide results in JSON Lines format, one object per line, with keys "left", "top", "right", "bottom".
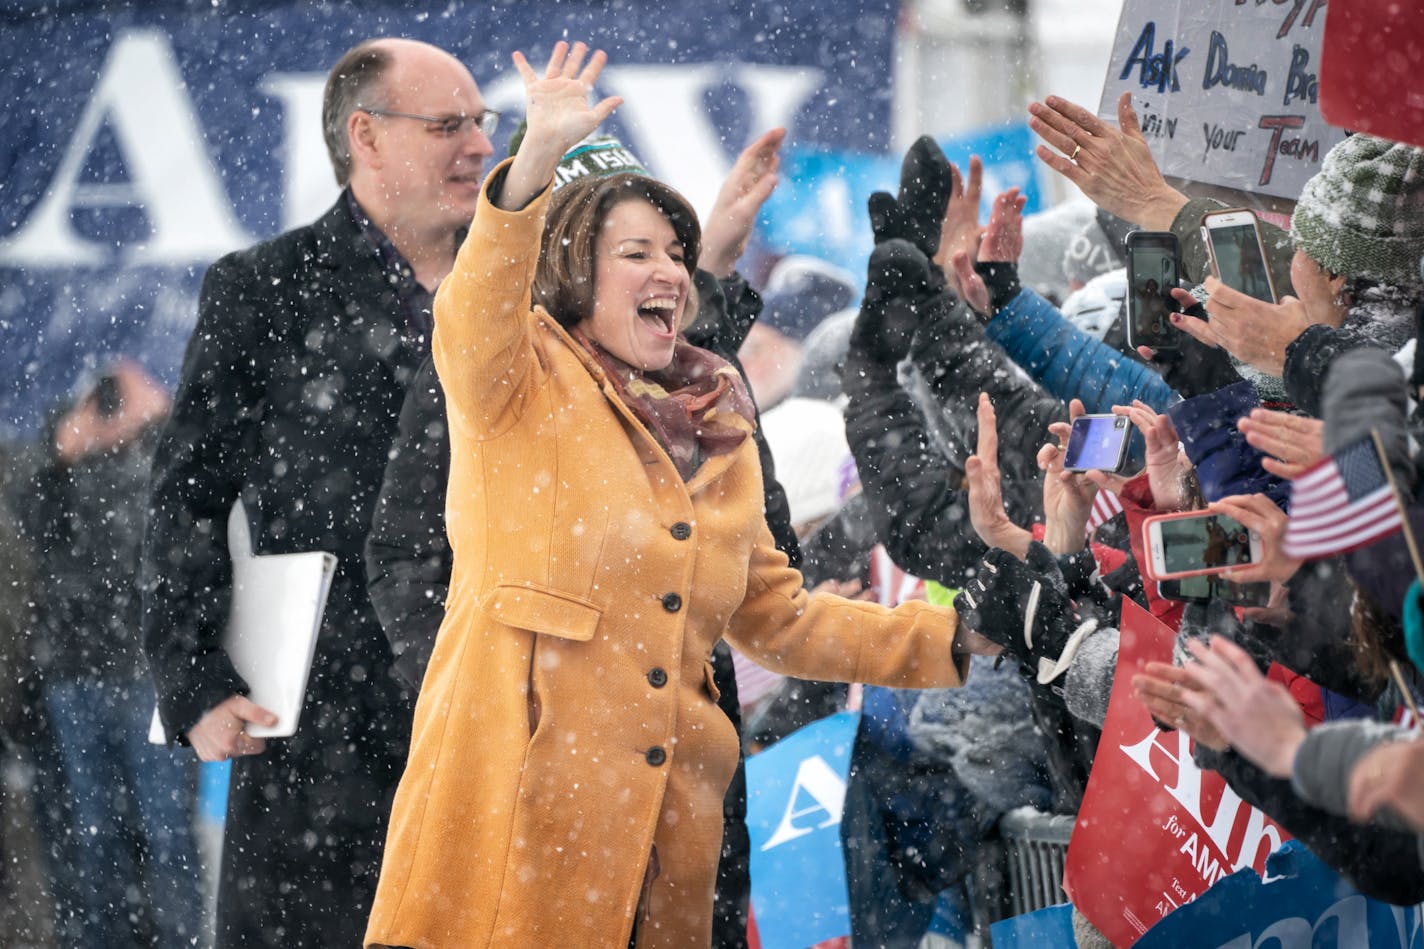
{"left": 1062, "top": 601, "right": 1292, "bottom": 947}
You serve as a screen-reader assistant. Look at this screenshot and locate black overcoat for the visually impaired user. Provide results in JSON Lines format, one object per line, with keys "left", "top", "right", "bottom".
{"left": 141, "top": 197, "right": 422, "bottom": 947}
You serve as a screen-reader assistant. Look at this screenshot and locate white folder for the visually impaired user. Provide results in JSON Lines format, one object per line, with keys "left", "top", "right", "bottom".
{"left": 148, "top": 500, "right": 337, "bottom": 744}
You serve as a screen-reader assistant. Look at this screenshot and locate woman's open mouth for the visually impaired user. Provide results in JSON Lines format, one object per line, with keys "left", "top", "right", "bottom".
{"left": 637, "top": 297, "right": 679, "bottom": 336}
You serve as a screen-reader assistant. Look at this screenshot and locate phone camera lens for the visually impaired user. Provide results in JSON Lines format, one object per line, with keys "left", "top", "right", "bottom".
{"left": 1114, "top": 417, "right": 1126, "bottom": 428}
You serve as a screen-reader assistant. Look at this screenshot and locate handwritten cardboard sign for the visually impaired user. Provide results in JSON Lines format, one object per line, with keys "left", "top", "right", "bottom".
{"left": 1063, "top": 600, "right": 1292, "bottom": 946}
{"left": 1099, "top": 0, "right": 1347, "bottom": 201}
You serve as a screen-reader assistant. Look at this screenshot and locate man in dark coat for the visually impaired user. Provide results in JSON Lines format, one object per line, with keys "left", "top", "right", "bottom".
{"left": 140, "top": 39, "right": 494, "bottom": 946}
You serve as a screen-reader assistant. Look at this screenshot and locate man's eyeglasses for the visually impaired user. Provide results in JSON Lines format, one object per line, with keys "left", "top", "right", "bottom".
{"left": 363, "top": 108, "right": 500, "bottom": 139}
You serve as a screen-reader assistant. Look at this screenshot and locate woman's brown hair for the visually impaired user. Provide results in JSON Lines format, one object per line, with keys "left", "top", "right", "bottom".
{"left": 533, "top": 173, "right": 701, "bottom": 328}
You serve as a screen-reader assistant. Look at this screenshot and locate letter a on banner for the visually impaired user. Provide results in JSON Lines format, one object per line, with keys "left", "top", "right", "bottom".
{"left": 0, "top": 29, "right": 252, "bottom": 267}
{"left": 761, "top": 754, "right": 847, "bottom": 850}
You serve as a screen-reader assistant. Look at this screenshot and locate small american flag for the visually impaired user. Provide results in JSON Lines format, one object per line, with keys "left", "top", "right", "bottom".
{"left": 1086, "top": 489, "right": 1124, "bottom": 536}
{"left": 1283, "top": 436, "right": 1404, "bottom": 559}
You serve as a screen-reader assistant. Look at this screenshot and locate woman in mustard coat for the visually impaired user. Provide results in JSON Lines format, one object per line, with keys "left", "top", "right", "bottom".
{"left": 366, "top": 42, "right": 1000, "bottom": 949}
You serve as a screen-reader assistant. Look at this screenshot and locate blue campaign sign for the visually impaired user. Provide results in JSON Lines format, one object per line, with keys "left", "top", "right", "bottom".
{"left": 989, "top": 903, "right": 1077, "bottom": 948}
{"left": 0, "top": 0, "right": 898, "bottom": 438}
{"left": 1137, "top": 841, "right": 1424, "bottom": 948}
{"left": 745, "top": 710, "right": 860, "bottom": 949}
{"left": 759, "top": 121, "right": 1047, "bottom": 285}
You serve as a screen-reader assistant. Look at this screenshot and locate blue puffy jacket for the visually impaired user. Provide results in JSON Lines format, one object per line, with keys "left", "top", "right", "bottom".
{"left": 985, "top": 287, "right": 1178, "bottom": 414}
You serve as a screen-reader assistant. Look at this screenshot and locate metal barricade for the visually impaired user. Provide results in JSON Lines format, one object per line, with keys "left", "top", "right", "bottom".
{"left": 997, "top": 808, "right": 1076, "bottom": 917}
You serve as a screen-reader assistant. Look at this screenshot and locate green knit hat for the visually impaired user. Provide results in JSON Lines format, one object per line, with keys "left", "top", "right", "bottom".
{"left": 1290, "top": 134, "right": 1424, "bottom": 289}
{"left": 507, "top": 120, "right": 649, "bottom": 191}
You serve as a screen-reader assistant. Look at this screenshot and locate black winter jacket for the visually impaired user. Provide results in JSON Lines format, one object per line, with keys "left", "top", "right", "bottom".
{"left": 27, "top": 424, "right": 161, "bottom": 682}
{"left": 843, "top": 293, "right": 1061, "bottom": 588}
{"left": 140, "top": 196, "right": 421, "bottom": 948}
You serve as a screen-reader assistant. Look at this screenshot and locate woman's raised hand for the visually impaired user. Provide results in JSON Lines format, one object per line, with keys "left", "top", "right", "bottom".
{"left": 498, "top": 41, "right": 624, "bottom": 210}
{"left": 1028, "top": 92, "right": 1188, "bottom": 232}
{"left": 965, "top": 392, "right": 1033, "bottom": 559}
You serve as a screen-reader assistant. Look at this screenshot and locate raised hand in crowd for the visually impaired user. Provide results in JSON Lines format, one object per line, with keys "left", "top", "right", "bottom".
{"left": 53, "top": 360, "right": 171, "bottom": 464}
{"left": 499, "top": 40, "right": 624, "bottom": 211}
{"left": 867, "top": 134, "right": 957, "bottom": 257}
{"left": 1092, "top": 400, "right": 1194, "bottom": 511}
{"left": 948, "top": 185, "right": 1029, "bottom": 317}
{"left": 1349, "top": 739, "right": 1424, "bottom": 831}
{"left": 1173, "top": 636, "right": 1308, "bottom": 780}
{"left": 1132, "top": 661, "right": 1231, "bottom": 752}
{"left": 933, "top": 153, "right": 983, "bottom": 296}
{"left": 1237, "top": 407, "right": 1325, "bottom": 480}
{"left": 1209, "top": 492, "right": 1303, "bottom": 584}
{"left": 849, "top": 237, "right": 945, "bottom": 365}
{"left": 1027, "top": 91, "right": 1189, "bottom": 232}
{"left": 700, "top": 127, "right": 786, "bottom": 278}
{"left": 1170, "top": 278, "right": 1322, "bottom": 376}
{"left": 964, "top": 391, "right": 1033, "bottom": 560}
{"left": 1037, "top": 398, "right": 1099, "bottom": 555}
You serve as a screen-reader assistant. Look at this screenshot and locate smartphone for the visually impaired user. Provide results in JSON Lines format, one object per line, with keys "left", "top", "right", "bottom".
{"left": 1157, "top": 574, "right": 1214, "bottom": 603}
{"left": 93, "top": 374, "right": 122, "bottom": 418}
{"left": 1157, "top": 575, "right": 1270, "bottom": 607}
{"left": 1200, "top": 208, "right": 1278, "bottom": 303}
{"left": 1217, "top": 578, "right": 1271, "bottom": 609}
{"left": 1124, "top": 231, "right": 1180, "bottom": 350}
{"left": 1063, "top": 414, "right": 1131, "bottom": 473}
{"left": 1142, "top": 510, "right": 1263, "bottom": 581}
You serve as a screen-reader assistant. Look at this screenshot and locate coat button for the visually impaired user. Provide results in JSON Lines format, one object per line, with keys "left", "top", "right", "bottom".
{"left": 661, "top": 592, "right": 682, "bottom": 613}
{"left": 646, "top": 746, "right": 667, "bottom": 767}
{"left": 670, "top": 521, "right": 692, "bottom": 541}
{"left": 647, "top": 667, "right": 668, "bottom": 688}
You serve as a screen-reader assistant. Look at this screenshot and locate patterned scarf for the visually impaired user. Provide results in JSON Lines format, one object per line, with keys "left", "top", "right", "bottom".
{"left": 573, "top": 329, "right": 755, "bottom": 481}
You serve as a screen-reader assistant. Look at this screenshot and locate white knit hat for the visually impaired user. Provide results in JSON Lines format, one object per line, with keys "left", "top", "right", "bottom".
{"left": 759, "top": 397, "right": 856, "bottom": 527}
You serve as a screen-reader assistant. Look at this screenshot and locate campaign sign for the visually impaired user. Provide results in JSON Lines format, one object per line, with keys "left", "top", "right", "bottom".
{"left": 1138, "top": 841, "right": 1424, "bottom": 948}
{"left": 989, "top": 902, "right": 1077, "bottom": 948}
{"left": 760, "top": 122, "right": 1044, "bottom": 288}
{"left": 745, "top": 710, "right": 860, "bottom": 949}
{"left": 1099, "top": 0, "right": 1346, "bottom": 201}
{"left": 1063, "top": 600, "right": 1292, "bottom": 946}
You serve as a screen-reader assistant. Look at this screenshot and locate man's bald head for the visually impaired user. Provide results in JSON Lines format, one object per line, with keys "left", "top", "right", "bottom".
{"left": 322, "top": 38, "right": 474, "bottom": 187}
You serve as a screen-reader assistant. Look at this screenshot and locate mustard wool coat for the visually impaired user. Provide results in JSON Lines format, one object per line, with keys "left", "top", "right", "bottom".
{"left": 365, "top": 161, "right": 970, "bottom": 949}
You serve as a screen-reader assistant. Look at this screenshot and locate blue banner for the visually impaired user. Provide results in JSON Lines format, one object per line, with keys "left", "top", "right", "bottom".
{"left": 745, "top": 710, "right": 859, "bottom": 949}
{"left": 0, "top": 0, "right": 899, "bottom": 437}
{"left": 989, "top": 903, "right": 1077, "bottom": 947}
{"left": 1138, "top": 841, "right": 1424, "bottom": 948}
{"left": 761, "top": 121, "right": 1046, "bottom": 288}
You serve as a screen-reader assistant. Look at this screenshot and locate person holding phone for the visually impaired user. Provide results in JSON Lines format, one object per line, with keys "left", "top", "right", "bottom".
{"left": 364, "top": 42, "right": 1000, "bottom": 949}
{"left": 1029, "top": 95, "right": 1424, "bottom": 411}
{"left": 1173, "top": 135, "right": 1424, "bottom": 413}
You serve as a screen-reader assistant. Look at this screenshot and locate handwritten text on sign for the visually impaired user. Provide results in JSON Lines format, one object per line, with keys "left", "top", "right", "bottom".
{"left": 1099, "top": 0, "right": 1346, "bottom": 201}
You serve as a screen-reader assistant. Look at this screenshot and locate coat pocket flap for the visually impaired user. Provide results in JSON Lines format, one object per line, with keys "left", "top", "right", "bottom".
{"left": 484, "top": 584, "right": 601, "bottom": 642}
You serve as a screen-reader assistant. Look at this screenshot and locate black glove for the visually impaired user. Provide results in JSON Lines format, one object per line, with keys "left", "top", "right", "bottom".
{"left": 953, "top": 547, "right": 1101, "bottom": 685}
{"left": 972, "top": 260, "right": 1023, "bottom": 313}
{"left": 849, "top": 238, "right": 949, "bottom": 366}
{"left": 867, "top": 136, "right": 956, "bottom": 258}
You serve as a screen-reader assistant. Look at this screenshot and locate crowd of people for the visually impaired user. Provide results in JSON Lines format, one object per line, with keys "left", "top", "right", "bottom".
{"left": 1, "top": 27, "right": 1423, "bottom": 949}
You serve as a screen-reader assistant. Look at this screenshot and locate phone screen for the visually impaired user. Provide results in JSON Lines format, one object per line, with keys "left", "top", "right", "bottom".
{"left": 1207, "top": 221, "right": 1275, "bottom": 303}
{"left": 1157, "top": 513, "right": 1256, "bottom": 573}
{"left": 1158, "top": 574, "right": 1213, "bottom": 602}
{"left": 1127, "top": 238, "right": 1178, "bottom": 348}
{"left": 1063, "top": 415, "right": 1130, "bottom": 472}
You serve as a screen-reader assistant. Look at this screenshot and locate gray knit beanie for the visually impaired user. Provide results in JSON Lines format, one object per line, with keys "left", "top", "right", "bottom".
{"left": 1290, "top": 133, "right": 1424, "bottom": 289}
